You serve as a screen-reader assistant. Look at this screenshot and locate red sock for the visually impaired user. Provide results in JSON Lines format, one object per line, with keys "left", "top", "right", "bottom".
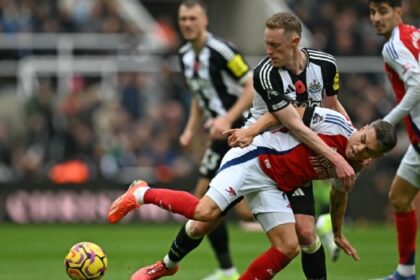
{"left": 143, "top": 188, "right": 199, "bottom": 219}
{"left": 239, "top": 247, "right": 291, "bottom": 280}
{"left": 395, "top": 210, "right": 417, "bottom": 265}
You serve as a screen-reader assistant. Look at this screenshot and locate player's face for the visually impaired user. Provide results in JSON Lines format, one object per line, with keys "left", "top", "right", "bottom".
{"left": 369, "top": 2, "right": 402, "bottom": 37}
{"left": 264, "top": 28, "right": 297, "bottom": 67}
{"left": 178, "top": 4, "right": 208, "bottom": 42}
{"left": 346, "top": 126, "right": 383, "bottom": 161}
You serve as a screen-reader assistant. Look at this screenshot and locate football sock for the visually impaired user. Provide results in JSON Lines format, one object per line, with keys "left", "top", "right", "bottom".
{"left": 143, "top": 188, "right": 199, "bottom": 219}
{"left": 395, "top": 211, "right": 417, "bottom": 275}
{"left": 164, "top": 223, "right": 204, "bottom": 269}
{"left": 239, "top": 246, "right": 291, "bottom": 280}
{"left": 301, "top": 239, "right": 326, "bottom": 280}
{"left": 207, "top": 220, "right": 233, "bottom": 269}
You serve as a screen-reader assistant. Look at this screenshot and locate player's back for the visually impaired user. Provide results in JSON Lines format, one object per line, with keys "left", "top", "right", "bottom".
{"left": 253, "top": 107, "right": 355, "bottom": 191}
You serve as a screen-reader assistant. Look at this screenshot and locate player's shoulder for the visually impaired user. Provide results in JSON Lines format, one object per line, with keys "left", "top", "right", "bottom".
{"left": 312, "top": 107, "right": 355, "bottom": 137}
{"left": 254, "top": 56, "right": 273, "bottom": 74}
{"left": 206, "top": 33, "right": 239, "bottom": 60}
{"left": 304, "top": 48, "right": 337, "bottom": 67}
{"left": 253, "top": 56, "right": 275, "bottom": 85}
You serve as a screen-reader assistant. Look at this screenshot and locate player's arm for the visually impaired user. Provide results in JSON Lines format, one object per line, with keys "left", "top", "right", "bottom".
{"left": 329, "top": 184, "right": 360, "bottom": 261}
{"left": 382, "top": 41, "right": 420, "bottom": 125}
{"left": 180, "top": 96, "right": 203, "bottom": 147}
{"left": 224, "top": 74, "right": 254, "bottom": 124}
{"left": 225, "top": 108, "right": 305, "bottom": 147}
{"left": 322, "top": 56, "right": 352, "bottom": 121}
{"left": 210, "top": 51, "right": 253, "bottom": 139}
{"left": 275, "top": 105, "right": 355, "bottom": 190}
{"left": 252, "top": 62, "right": 355, "bottom": 189}
{"left": 323, "top": 96, "right": 351, "bottom": 121}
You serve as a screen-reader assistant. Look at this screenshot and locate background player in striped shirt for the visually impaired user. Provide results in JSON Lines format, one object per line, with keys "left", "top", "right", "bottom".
{"left": 128, "top": 1, "right": 254, "bottom": 279}
{"left": 369, "top": 0, "right": 420, "bottom": 279}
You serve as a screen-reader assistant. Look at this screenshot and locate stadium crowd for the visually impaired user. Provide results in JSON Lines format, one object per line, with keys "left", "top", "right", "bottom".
{"left": 0, "top": 0, "right": 417, "bottom": 221}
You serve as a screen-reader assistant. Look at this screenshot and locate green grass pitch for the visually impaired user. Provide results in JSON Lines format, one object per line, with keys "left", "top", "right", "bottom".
{"left": 0, "top": 222, "right": 409, "bottom": 279}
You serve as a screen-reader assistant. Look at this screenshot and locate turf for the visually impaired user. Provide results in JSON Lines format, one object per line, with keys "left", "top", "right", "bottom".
{"left": 0, "top": 222, "right": 410, "bottom": 279}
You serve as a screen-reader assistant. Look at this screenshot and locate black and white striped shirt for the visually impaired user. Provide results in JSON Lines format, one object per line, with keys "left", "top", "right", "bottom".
{"left": 246, "top": 48, "right": 340, "bottom": 126}
{"left": 178, "top": 33, "right": 251, "bottom": 119}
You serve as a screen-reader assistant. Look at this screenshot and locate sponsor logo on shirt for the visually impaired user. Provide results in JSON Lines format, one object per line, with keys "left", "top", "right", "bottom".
{"left": 411, "top": 30, "right": 420, "bottom": 49}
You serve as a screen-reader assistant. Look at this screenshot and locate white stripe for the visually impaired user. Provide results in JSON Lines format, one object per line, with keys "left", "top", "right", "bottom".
{"left": 208, "top": 37, "right": 235, "bottom": 60}
{"left": 308, "top": 54, "right": 336, "bottom": 66}
{"left": 307, "top": 49, "right": 335, "bottom": 60}
{"left": 261, "top": 61, "right": 272, "bottom": 90}
{"left": 260, "top": 59, "right": 271, "bottom": 89}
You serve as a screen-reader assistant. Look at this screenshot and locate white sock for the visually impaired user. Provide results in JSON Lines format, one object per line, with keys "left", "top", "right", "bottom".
{"left": 163, "top": 255, "right": 178, "bottom": 269}
{"left": 397, "top": 264, "right": 416, "bottom": 276}
{"left": 133, "top": 187, "right": 149, "bottom": 204}
{"left": 220, "top": 267, "right": 238, "bottom": 276}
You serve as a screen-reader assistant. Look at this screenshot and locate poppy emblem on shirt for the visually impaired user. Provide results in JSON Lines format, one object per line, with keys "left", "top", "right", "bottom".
{"left": 226, "top": 187, "right": 237, "bottom": 197}
{"left": 294, "top": 80, "right": 306, "bottom": 94}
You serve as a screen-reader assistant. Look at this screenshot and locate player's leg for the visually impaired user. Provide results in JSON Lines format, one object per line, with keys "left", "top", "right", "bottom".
{"left": 239, "top": 187, "right": 298, "bottom": 279}
{"left": 287, "top": 183, "right": 327, "bottom": 280}
{"left": 130, "top": 219, "right": 220, "bottom": 280}
{"left": 199, "top": 141, "right": 240, "bottom": 280}
{"left": 108, "top": 179, "right": 222, "bottom": 222}
{"left": 378, "top": 145, "right": 419, "bottom": 280}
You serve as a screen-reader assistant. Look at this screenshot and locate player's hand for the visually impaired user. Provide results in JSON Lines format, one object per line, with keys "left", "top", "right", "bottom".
{"left": 334, "top": 234, "right": 360, "bottom": 261}
{"left": 332, "top": 154, "right": 355, "bottom": 192}
{"left": 179, "top": 130, "right": 193, "bottom": 147}
{"left": 207, "top": 117, "right": 231, "bottom": 140}
{"left": 224, "top": 128, "right": 255, "bottom": 147}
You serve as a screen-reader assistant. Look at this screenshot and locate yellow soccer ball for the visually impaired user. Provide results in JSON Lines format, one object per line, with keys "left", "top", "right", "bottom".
{"left": 64, "top": 242, "right": 108, "bottom": 280}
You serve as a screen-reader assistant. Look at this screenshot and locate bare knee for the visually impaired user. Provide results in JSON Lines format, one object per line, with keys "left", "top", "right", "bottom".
{"left": 194, "top": 198, "right": 221, "bottom": 221}
{"left": 388, "top": 190, "right": 412, "bottom": 212}
{"left": 185, "top": 220, "right": 215, "bottom": 238}
{"left": 275, "top": 240, "right": 300, "bottom": 259}
{"left": 295, "top": 217, "right": 317, "bottom": 246}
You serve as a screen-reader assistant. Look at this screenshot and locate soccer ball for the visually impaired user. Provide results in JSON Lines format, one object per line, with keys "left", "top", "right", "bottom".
{"left": 64, "top": 241, "right": 108, "bottom": 280}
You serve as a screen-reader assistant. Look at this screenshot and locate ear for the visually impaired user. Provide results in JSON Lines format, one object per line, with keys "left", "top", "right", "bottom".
{"left": 292, "top": 35, "right": 300, "bottom": 46}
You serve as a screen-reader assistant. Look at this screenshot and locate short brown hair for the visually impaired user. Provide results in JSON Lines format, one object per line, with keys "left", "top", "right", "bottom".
{"left": 369, "top": 120, "right": 397, "bottom": 154}
{"left": 265, "top": 12, "right": 302, "bottom": 36}
{"left": 180, "top": 0, "right": 207, "bottom": 12}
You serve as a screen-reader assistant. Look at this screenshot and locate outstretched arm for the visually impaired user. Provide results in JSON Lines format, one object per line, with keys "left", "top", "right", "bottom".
{"left": 225, "top": 107, "right": 305, "bottom": 147}
{"left": 330, "top": 185, "right": 360, "bottom": 261}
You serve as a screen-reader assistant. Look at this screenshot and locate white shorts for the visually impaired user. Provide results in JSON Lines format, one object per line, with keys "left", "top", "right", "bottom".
{"left": 206, "top": 145, "right": 295, "bottom": 231}
{"left": 396, "top": 145, "right": 420, "bottom": 188}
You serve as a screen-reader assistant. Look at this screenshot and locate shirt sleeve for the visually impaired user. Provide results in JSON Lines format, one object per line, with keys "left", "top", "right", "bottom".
{"left": 323, "top": 57, "right": 340, "bottom": 96}
{"left": 383, "top": 37, "right": 420, "bottom": 124}
{"left": 253, "top": 60, "right": 290, "bottom": 112}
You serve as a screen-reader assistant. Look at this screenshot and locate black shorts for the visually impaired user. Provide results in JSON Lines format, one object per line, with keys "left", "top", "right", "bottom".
{"left": 286, "top": 181, "right": 315, "bottom": 217}
{"left": 199, "top": 139, "right": 230, "bottom": 179}
{"left": 198, "top": 118, "right": 244, "bottom": 180}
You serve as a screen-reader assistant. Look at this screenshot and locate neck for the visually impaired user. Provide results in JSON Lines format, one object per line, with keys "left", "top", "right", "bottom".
{"left": 191, "top": 31, "right": 208, "bottom": 54}
{"left": 286, "top": 49, "right": 306, "bottom": 75}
